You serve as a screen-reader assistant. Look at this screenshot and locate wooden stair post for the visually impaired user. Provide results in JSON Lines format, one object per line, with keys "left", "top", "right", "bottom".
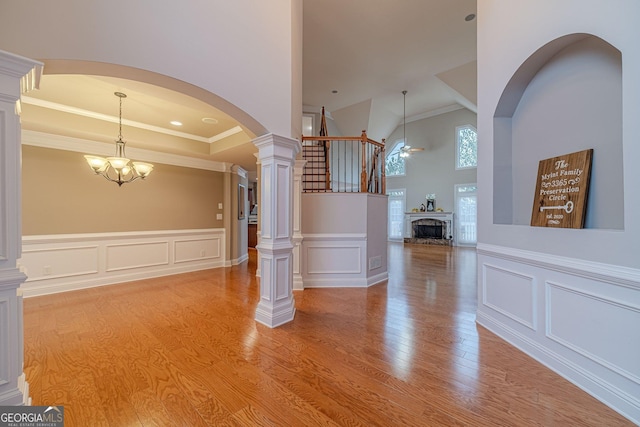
{"left": 360, "top": 130, "right": 368, "bottom": 193}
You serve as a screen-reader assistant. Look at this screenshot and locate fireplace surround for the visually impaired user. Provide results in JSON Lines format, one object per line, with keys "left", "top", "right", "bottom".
{"left": 403, "top": 212, "right": 453, "bottom": 245}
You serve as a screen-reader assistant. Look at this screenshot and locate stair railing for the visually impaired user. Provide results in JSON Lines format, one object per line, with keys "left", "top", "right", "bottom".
{"left": 302, "top": 130, "right": 385, "bottom": 194}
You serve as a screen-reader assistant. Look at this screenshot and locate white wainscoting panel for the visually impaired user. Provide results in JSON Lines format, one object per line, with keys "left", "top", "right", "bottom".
{"left": 302, "top": 234, "right": 379, "bottom": 288}
{"left": 482, "top": 263, "right": 536, "bottom": 330}
{"left": 174, "top": 238, "right": 221, "bottom": 264}
{"left": 307, "top": 246, "right": 362, "bottom": 274}
{"left": 106, "top": 242, "right": 169, "bottom": 272}
{"left": 546, "top": 281, "right": 640, "bottom": 384}
{"left": 19, "top": 229, "right": 226, "bottom": 297}
{"left": 20, "top": 246, "right": 98, "bottom": 281}
{"left": 477, "top": 243, "right": 640, "bottom": 425}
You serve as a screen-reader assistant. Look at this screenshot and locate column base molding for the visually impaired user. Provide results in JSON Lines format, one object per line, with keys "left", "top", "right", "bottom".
{"left": 0, "top": 374, "right": 30, "bottom": 406}
{"left": 255, "top": 294, "right": 296, "bottom": 328}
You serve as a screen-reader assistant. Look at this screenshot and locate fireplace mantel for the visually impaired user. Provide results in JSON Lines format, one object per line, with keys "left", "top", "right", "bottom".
{"left": 404, "top": 212, "right": 454, "bottom": 240}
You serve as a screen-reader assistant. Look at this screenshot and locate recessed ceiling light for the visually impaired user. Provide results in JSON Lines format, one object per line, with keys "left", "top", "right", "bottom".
{"left": 202, "top": 117, "right": 219, "bottom": 125}
{"left": 170, "top": 120, "right": 183, "bottom": 126}
{"left": 465, "top": 13, "right": 476, "bottom": 22}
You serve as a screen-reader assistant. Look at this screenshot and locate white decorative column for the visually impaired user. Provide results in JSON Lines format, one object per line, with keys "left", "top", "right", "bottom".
{"left": 254, "top": 153, "right": 261, "bottom": 278}
{"left": 252, "top": 134, "right": 300, "bottom": 327}
{"left": 292, "top": 159, "right": 306, "bottom": 290}
{"left": 0, "top": 50, "right": 42, "bottom": 406}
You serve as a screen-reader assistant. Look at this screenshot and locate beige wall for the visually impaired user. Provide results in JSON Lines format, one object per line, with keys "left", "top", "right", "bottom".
{"left": 22, "top": 145, "right": 224, "bottom": 235}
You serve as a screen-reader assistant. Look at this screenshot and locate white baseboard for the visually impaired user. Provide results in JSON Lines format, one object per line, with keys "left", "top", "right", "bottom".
{"left": 230, "top": 252, "right": 249, "bottom": 266}
{"left": 367, "top": 271, "right": 388, "bottom": 287}
{"left": 302, "top": 277, "right": 371, "bottom": 288}
{"left": 20, "top": 229, "right": 227, "bottom": 298}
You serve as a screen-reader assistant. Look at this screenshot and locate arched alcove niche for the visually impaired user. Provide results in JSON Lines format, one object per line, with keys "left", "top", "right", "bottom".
{"left": 493, "top": 34, "right": 623, "bottom": 229}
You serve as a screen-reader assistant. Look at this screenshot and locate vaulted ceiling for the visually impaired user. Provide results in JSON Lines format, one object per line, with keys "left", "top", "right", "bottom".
{"left": 303, "top": 0, "right": 477, "bottom": 140}
{"left": 20, "top": 0, "right": 477, "bottom": 173}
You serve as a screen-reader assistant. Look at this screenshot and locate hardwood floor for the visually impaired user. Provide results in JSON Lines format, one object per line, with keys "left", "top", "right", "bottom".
{"left": 23, "top": 243, "right": 633, "bottom": 426}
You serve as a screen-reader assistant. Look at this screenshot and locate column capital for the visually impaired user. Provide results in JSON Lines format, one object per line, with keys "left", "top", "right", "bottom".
{"left": 230, "top": 164, "right": 247, "bottom": 178}
{"left": 252, "top": 133, "right": 301, "bottom": 161}
{"left": 0, "top": 50, "right": 43, "bottom": 98}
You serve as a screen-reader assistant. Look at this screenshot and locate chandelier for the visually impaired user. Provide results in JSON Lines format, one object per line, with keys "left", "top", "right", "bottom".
{"left": 84, "top": 92, "right": 154, "bottom": 186}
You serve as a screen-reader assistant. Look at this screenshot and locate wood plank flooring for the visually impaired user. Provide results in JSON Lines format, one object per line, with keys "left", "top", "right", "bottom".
{"left": 23, "top": 243, "right": 633, "bottom": 426}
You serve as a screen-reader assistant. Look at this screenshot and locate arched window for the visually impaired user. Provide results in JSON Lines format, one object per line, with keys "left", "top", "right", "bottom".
{"left": 385, "top": 140, "right": 406, "bottom": 177}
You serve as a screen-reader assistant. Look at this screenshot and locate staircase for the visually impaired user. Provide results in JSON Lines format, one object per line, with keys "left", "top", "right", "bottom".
{"left": 301, "top": 131, "right": 386, "bottom": 195}
{"left": 302, "top": 142, "right": 330, "bottom": 192}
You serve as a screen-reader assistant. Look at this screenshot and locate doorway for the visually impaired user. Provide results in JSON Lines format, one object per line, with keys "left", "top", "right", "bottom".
{"left": 454, "top": 183, "right": 477, "bottom": 246}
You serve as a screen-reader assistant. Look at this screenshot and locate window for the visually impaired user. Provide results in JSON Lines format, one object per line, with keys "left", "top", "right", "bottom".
{"left": 387, "top": 189, "right": 406, "bottom": 240}
{"left": 456, "top": 125, "right": 477, "bottom": 169}
{"left": 385, "top": 140, "right": 406, "bottom": 177}
{"left": 455, "top": 184, "right": 477, "bottom": 246}
{"left": 302, "top": 114, "right": 315, "bottom": 137}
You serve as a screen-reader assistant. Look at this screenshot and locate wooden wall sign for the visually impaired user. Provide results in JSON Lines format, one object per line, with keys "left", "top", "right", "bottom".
{"left": 530, "top": 149, "right": 593, "bottom": 228}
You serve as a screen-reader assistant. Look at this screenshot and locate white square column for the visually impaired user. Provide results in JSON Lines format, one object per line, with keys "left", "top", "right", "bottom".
{"left": 292, "top": 159, "right": 306, "bottom": 290}
{"left": 0, "top": 50, "right": 42, "bottom": 406}
{"left": 252, "top": 134, "right": 301, "bottom": 328}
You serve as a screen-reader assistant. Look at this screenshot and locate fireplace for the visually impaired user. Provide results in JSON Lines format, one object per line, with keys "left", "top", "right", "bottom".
{"left": 403, "top": 212, "right": 453, "bottom": 245}
{"left": 412, "top": 218, "right": 445, "bottom": 239}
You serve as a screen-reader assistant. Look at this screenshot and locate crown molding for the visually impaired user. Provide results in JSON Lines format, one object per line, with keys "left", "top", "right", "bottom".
{"left": 21, "top": 96, "right": 244, "bottom": 144}
{"left": 22, "top": 130, "right": 232, "bottom": 172}
{"left": 406, "top": 104, "right": 464, "bottom": 123}
{"left": 209, "top": 125, "right": 242, "bottom": 143}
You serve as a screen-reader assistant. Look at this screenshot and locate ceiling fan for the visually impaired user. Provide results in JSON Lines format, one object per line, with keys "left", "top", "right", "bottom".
{"left": 399, "top": 90, "right": 424, "bottom": 158}
{"left": 400, "top": 145, "right": 424, "bottom": 157}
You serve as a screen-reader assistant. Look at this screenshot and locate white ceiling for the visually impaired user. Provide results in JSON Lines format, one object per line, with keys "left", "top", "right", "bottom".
{"left": 20, "top": 0, "right": 477, "bottom": 173}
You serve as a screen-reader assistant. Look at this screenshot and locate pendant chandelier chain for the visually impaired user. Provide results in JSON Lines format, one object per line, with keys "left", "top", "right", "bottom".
{"left": 115, "top": 91, "right": 127, "bottom": 142}
{"left": 119, "top": 94, "right": 123, "bottom": 140}
{"left": 402, "top": 90, "right": 407, "bottom": 145}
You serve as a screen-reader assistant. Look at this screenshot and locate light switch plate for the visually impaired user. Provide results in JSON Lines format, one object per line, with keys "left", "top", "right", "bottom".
{"left": 216, "top": 213, "right": 222, "bottom": 220}
{"left": 218, "top": 203, "right": 223, "bottom": 209}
